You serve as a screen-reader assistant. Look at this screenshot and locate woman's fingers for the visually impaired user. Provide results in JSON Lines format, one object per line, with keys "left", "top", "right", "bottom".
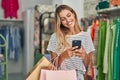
{"left": 73, "top": 45, "right": 87, "bottom": 59}
{"left": 62, "top": 48, "right": 73, "bottom": 58}
{"left": 71, "top": 46, "right": 78, "bottom": 51}
{"left": 63, "top": 46, "right": 83, "bottom": 58}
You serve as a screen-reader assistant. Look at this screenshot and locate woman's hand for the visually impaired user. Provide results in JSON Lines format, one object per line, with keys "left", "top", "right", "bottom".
{"left": 73, "top": 45, "right": 91, "bottom": 67}
{"left": 58, "top": 46, "right": 78, "bottom": 66}
{"left": 61, "top": 46, "right": 78, "bottom": 59}
{"left": 73, "top": 45, "right": 87, "bottom": 59}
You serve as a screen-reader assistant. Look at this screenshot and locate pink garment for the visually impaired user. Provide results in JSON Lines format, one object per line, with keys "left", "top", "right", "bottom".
{"left": 1, "top": 0, "right": 19, "bottom": 19}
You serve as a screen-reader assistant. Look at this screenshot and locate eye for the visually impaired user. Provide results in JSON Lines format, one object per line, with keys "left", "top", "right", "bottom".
{"left": 61, "top": 18, "right": 65, "bottom": 21}
{"left": 67, "top": 13, "right": 71, "bottom": 17}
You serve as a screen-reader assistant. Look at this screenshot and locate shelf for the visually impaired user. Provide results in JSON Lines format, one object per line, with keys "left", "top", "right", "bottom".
{"left": 0, "top": 18, "right": 23, "bottom": 22}
{"left": 97, "top": 6, "right": 120, "bottom": 14}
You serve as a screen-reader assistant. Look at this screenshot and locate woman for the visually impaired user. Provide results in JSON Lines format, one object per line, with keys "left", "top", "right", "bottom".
{"left": 47, "top": 5, "right": 95, "bottom": 80}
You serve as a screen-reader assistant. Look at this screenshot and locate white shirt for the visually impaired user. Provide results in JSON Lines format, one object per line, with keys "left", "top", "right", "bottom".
{"left": 47, "top": 31, "right": 95, "bottom": 73}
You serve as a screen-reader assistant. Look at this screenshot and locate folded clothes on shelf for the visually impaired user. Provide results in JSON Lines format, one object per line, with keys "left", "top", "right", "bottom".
{"left": 96, "top": 1, "right": 109, "bottom": 10}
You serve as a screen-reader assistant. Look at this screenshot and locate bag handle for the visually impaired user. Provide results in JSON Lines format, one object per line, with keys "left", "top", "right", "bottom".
{"left": 48, "top": 56, "right": 59, "bottom": 70}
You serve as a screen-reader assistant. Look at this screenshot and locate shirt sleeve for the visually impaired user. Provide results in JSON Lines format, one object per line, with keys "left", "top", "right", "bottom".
{"left": 47, "top": 33, "right": 57, "bottom": 53}
{"left": 84, "top": 32, "right": 95, "bottom": 54}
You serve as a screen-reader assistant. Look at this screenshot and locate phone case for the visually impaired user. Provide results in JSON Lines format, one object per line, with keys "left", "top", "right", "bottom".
{"left": 72, "top": 40, "right": 81, "bottom": 49}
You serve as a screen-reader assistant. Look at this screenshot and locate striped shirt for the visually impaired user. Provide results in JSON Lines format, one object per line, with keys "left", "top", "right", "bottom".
{"left": 47, "top": 31, "right": 95, "bottom": 73}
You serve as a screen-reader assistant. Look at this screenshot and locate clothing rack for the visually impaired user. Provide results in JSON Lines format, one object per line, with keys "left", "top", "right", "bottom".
{"left": 0, "top": 19, "right": 23, "bottom": 27}
{"left": 39, "top": 11, "right": 55, "bottom": 54}
{"left": 96, "top": 5, "right": 120, "bottom": 80}
{"left": 0, "top": 19, "right": 24, "bottom": 62}
{"left": 0, "top": 34, "right": 8, "bottom": 80}
{"left": 0, "top": 19, "right": 23, "bottom": 22}
{"left": 97, "top": 6, "right": 120, "bottom": 13}
{"left": 97, "top": 6, "right": 120, "bottom": 17}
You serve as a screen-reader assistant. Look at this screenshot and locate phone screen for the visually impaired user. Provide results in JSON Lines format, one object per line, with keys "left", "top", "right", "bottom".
{"left": 72, "top": 40, "right": 81, "bottom": 49}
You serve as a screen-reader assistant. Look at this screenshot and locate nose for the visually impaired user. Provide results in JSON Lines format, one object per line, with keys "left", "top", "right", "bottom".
{"left": 65, "top": 18, "right": 70, "bottom": 22}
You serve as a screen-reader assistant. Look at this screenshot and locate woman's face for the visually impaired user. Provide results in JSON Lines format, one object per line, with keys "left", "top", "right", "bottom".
{"left": 59, "top": 9, "right": 75, "bottom": 29}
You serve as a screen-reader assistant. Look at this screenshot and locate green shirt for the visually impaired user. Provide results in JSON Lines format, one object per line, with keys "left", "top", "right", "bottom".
{"left": 97, "top": 21, "right": 107, "bottom": 80}
{"left": 113, "top": 19, "right": 120, "bottom": 80}
{"left": 108, "top": 19, "right": 116, "bottom": 80}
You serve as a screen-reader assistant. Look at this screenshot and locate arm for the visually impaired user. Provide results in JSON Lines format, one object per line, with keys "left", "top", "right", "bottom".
{"left": 74, "top": 45, "right": 92, "bottom": 67}
{"left": 82, "top": 52, "right": 93, "bottom": 67}
{"left": 84, "top": 52, "right": 94, "bottom": 78}
{"left": 50, "top": 46, "right": 78, "bottom": 67}
{"left": 50, "top": 51, "right": 57, "bottom": 62}
{"left": 50, "top": 51, "right": 64, "bottom": 67}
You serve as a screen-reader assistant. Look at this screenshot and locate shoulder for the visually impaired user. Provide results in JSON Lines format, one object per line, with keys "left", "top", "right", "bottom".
{"left": 78, "top": 31, "right": 91, "bottom": 39}
{"left": 80, "top": 31, "right": 92, "bottom": 40}
{"left": 80, "top": 31, "right": 90, "bottom": 36}
{"left": 51, "top": 33, "right": 56, "bottom": 38}
{"left": 49, "top": 33, "right": 57, "bottom": 42}
{"left": 50, "top": 33, "right": 57, "bottom": 39}
{"left": 71, "top": 31, "right": 90, "bottom": 38}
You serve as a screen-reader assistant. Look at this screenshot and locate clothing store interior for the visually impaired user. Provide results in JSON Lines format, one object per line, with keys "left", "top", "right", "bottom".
{"left": 0, "top": 0, "right": 120, "bottom": 80}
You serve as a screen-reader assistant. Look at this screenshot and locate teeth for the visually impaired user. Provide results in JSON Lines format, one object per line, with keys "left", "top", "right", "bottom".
{"left": 68, "top": 22, "right": 72, "bottom": 25}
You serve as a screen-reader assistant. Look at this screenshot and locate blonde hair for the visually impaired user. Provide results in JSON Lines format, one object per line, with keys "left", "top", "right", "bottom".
{"left": 54, "top": 5, "right": 82, "bottom": 52}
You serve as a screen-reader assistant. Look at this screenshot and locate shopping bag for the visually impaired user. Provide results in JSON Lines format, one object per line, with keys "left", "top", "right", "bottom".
{"left": 26, "top": 56, "right": 53, "bottom": 80}
{"left": 40, "top": 69, "right": 77, "bottom": 80}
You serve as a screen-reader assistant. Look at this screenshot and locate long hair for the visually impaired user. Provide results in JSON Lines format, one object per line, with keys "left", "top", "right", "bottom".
{"left": 54, "top": 5, "right": 82, "bottom": 52}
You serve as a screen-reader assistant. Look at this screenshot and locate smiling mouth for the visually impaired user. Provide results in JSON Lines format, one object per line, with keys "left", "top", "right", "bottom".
{"left": 67, "top": 21, "right": 72, "bottom": 25}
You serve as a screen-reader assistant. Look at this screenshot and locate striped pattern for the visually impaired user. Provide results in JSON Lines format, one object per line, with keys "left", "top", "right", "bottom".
{"left": 47, "top": 31, "right": 95, "bottom": 74}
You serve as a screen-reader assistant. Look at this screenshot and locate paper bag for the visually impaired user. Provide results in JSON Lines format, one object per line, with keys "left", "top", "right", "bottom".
{"left": 40, "top": 69, "right": 77, "bottom": 80}
{"left": 26, "top": 56, "right": 52, "bottom": 80}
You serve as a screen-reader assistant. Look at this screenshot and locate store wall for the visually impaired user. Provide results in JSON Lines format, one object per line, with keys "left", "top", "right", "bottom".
{"left": 84, "top": 0, "right": 99, "bottom": 17}
{"left": 52, "top": 0, "right": 63, "bottom": 8}
{"left": 63, "top": 0, "right": 84, "bottom": 20}
{"left": 52, "top": 0, "right": 99, "bottom": 19}
{"left": 52, "top": 0, "right": 84, "bottom": 24}
{"left": 21, "top": 0, "right": 53, "bottom": 11}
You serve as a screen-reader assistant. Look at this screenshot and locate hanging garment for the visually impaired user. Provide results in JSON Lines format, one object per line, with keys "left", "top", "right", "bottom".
{"left": 8, "top": 26, "right": 15, "bottom": 59}
{"left": 97, "top": 21, "right": 107, "bottom": 80}
{"left": 103, "top": 19, "right": 110, "bottom": 74}
{"left": 14, "top": 27, "right": 21, "bottom": 62}
{"left": 86, "top": 20, "right": 99, "bottom": 79}
{"left": 93, "top": 26, "right": 99, "bottom": 65}
{"left": 90, "top": 20, "right": 99, "bottom": 41}
{"left": 117, "top": 19, "right": 120, "bottom": 80}
{"left": 113, "top": 19, "right": 120, "bottom": 80}
{"left": 1, "top": 0, "right": 19, "bottom": 19}
{"left": 108, "top": 20, "right": 116, "bottom": 80}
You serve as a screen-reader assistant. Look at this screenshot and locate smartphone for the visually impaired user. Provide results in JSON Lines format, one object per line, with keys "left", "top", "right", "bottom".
{"left": 72, "top": 40, "right": 81, "bottom": 49}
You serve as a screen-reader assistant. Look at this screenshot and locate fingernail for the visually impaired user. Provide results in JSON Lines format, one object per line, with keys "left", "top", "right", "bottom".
{"left": 75, "top": 50, "right": 78, "bottom": 51}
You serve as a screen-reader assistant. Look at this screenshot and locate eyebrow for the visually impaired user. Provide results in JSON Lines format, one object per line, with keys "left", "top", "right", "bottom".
{"left": 60, "top": 12, "right": 71, "bottom": 19}
{"left": 66, "top": 13, "right": 71, "bottom": 16}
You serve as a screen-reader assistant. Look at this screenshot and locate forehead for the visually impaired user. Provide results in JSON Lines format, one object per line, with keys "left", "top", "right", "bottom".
{"left": 59, "top": 9, "right": 72, "bottom": 17}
